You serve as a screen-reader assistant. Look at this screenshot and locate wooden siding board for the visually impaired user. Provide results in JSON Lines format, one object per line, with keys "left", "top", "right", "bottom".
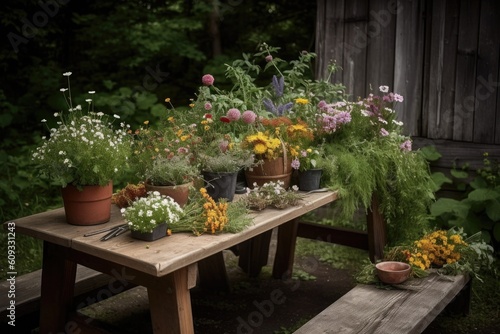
{"left": 426, "top": 0, "right": 459, "bottom": 139}
{"left": 394, "top": 0, "right": 426, "bottom": 136}
{"left": 365, "top": 0, "right": 397, "bottom": 94}
{"left": 342, "top": 0, "right": 369, "bottom": 100}
{"left": 315, "top": 0, "right": 346, "bottom": 84}
{"left": 453, "top": 0, "right": 480, "bottom": 142}
{"left": 474, "top": 0, "right": 500, "bottom": 143}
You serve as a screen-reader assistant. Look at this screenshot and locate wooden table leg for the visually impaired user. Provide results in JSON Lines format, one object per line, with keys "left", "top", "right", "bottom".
{"left": 148, "top": 266, "right": 195, "bottom": 334}
{"left": 273, "top": 219, "right": 299, "bottom": 279}
{"left": 39, "top": 241, "right": 77, "bottom": 333}
{"left": 366, "top": 194, "right": 387, "bottom": 262}
{"left": 198, "top": 252, "right": 230, "bottom": 292}
{"left": 237, "top": 230, "right": 272, "bottom": 277}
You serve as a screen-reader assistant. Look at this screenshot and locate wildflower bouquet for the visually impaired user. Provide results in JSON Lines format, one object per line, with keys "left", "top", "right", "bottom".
{"left": 32, "top": 72, "right": 132, "bottom": 188}
{"left": 171, "top": 188, "right": 252, "bottom": 235}
{"left": 121, "top": 191, "right": 183, "bottom": 233}
{"left": 242, "top": 181, "right": 303, "bottom": 210}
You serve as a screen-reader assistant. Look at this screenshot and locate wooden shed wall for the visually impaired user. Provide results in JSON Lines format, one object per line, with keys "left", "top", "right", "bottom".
{"left": 315, "top": 0, "right": 500, "bottom": 155}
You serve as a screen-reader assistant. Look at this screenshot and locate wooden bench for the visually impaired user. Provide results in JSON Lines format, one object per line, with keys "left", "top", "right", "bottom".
{"left": 0, "top": 265, "right": 127, "bottom": 332}
{"left": 294, "top": 273, "right": 471, "bottom": 334}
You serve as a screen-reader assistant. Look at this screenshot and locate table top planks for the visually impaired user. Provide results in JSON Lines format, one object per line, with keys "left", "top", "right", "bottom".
{"left": 294, "top": 273, "right": 469, "bottom": 334}
{"left": 9, "top": 191, "right": 337, "bottom": 277}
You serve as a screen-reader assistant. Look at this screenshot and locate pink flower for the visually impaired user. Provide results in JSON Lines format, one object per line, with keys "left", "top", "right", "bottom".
{"left": 380, "top": 128, "right": 389, "bottom": 136}
{"left": 317, "top": 100, "right": 328, "bottom": 110}
{"left": 265, "top": 55, "right": 273, "bottom": 62}
{"left": 177, "top": 147, "right": 189, "bottom": 154}
{"left": 242, "top": 110, "right": 257, "bottom": 124}
{"left": 219, "top": 140, "right": 229, "bottom": 153}
{"left": 202, "top": 74, "right": 215, "bottom": 86}
{"left": 400, "top": 140, "right": 412, "bottom": 152}
{"left": 226, "top": 108, "right": 241, "bottom": 121}
{"left": 291, "top": 158, "right": 300, "bottom": 170}
{"left": 393, "top": 93, "right": 404, "bottom": 102}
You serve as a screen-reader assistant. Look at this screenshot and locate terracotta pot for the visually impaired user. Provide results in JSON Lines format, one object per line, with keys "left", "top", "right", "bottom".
{"left": 245, "top": 157, "right": 292, "bottom": 189}
{"left": 145, "top": 181, "right": 192, "bottom": 207}
{"left": 61, "top": 182, "right": 113, "bottom": 226}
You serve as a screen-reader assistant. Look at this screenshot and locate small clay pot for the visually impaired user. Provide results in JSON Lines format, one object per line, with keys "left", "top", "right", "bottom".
{"left": 375, "top": 261, "right": 411, "bottom": 284}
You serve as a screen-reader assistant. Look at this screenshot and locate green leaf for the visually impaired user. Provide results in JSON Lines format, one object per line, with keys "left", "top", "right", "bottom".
{"left": 136, "top": 93, "right": 157, "bottom": 110}
{"left": 430, "top": 198, "right": 470, "bottom": 218}
{"left": 419, "top": 145, "right": 441, "bottom": 161}
{"left": 103, "top": 80, "right": 116, "bottom": 90}
{"left": 468, "top": 188, "right": 500, "bottom": 202}
{"left": 430, "top": 172, "right": 452, "bottom": 190}
{"left": 486, "top": 199, "right": 500, "bottom": 221}
{"left": 451, "top": 169, "right": 468, "bottom": 179}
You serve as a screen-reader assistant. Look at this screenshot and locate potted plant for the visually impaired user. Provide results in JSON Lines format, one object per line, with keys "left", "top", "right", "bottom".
{"left": 131, "top": 124, "right": 199, "bottom": 207}
{"left": 291, "top": 145, "right": 325, "bottom": 191}
{"left": 121, "top": 191, "right": 183, "bottom": 241}
{"left": 196, "top": 136, "right": 255, "bottom": 201}
{"left": 31, "top": 72, "right": 132, "bottom": 225}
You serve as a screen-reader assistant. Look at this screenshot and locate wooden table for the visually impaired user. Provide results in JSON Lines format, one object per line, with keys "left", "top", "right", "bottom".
{"left": 11, "top": 191, "right": 338, "bottom": 334}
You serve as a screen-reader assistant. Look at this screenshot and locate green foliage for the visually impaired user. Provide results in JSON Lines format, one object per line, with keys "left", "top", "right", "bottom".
{"left": 322, "top": 139, "right": 434, "bottom": 246}
{"left": 430, "top": 153, "right": 500, "bottom": 247}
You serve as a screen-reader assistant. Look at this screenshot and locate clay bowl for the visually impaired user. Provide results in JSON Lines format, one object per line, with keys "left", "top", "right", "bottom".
{"left": 375, "top": 261, "right": 411, "bottom": 284}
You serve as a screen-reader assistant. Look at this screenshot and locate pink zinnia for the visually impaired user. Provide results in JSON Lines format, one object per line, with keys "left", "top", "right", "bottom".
{"left": 242, "top": 110, "right": 257, "bottom": 124}
{"left": 226, "top": 108, "right": 241, "bottom": 121}
{"left": 204, "top": 102, "right": 212, "bottom": 110}
{"left": 202, "top": 74, "right": 215, "bottom": 86}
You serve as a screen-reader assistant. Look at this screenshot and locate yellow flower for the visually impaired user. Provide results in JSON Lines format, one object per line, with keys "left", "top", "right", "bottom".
{"left": 189, "top": 103, "right": 195, "bottom": 108}
{"left": 144, "top": 120, "right": 150, "bottom": 125}
{"left": 165, "top": 98, "right": 171, "bottom": 103}
{"left": 295, "top": 98, "right": 309, "bottom": 105}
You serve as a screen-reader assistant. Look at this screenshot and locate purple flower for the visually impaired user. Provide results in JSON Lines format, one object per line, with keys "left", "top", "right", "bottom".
{"left": 272, "top": 75, "right": 284, "bottom": 97}
{"left": 400, "top": 139, "right": 412, "bottom": 152}
{"left": 380, "top": 128, "right": 389, "bottom": 136}
{"left": 317, "top": 100, "right": 328, "bottom": 110}
{"left": 226, "top": 108, "right": 241, "bottom": 121}
{"left": 202, "top": 74, "right": 215, "bottom": 86}
{"left": 263, "top": 98, "right": 276, "bottom": 113}
{"left": 334, "top": 111, "right": 351, "bottom": 124}
{"left": 291, "top": 158, "right": 300, "bottom": 170}
{"left": 277, "top": 102, "right": 293, "bottom": 115}
{"left": 242, "top": 110, "right": 257, "bottom": 124}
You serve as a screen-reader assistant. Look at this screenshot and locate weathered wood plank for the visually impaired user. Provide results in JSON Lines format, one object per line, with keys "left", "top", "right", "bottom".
{"left": 0, "top": 265, "right": 112, "bottom": 322}
{"left": 474, "top": 0, "right": 500, "bottom": 144}
{"left": 412, "top": 137, "right": 500, "bottom": 170}
{"left": 452, "top": 0, "right": 480, "bottom": 141}
{"left": 365, "top": 0, "right": 396, "bottom": 94}
{"left": 315, "top": 0, "right": 346, "bottom": 85}
{"left": 294, "top": 273, "right": 469, "bottom": 334}
{"left": 394, "top": 0, "right": 426, "bottom": 136}
{"left": 426, "top": 0, "right": 459, "bottom": 139}
{"left": 342, "top": 0, "right": 369, "bottom": 99}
